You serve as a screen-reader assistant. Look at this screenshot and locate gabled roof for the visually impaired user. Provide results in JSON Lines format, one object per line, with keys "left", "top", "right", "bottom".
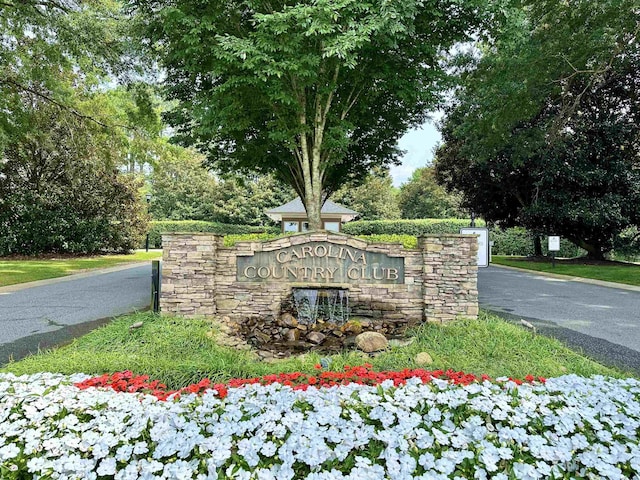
{"left": 265, "top": 197, "right": 359, "bottom": 222}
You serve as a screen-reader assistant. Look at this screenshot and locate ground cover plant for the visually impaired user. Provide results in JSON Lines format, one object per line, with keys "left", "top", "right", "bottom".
{"left": 2, "top": 311, "right": 620, "bottom": 389}
{"left": 492, "top": 256, "right": 640, "bottom": 287}
{"left": 1, "top": 371, "right": 639, "bottom": 479}
{"left": 0, "top": 252, "right": 162, "bottom": 288}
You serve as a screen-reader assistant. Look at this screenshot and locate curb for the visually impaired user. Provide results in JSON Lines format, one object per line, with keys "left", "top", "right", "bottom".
{"left": 490, "top": 263, "right": 640, "bottom": 293}
{"left": 0, "top": 262, "right": 153, "bottom": 294}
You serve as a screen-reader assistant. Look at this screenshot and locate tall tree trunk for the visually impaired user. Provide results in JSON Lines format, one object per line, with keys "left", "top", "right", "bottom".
{"left": 533, "top": 235, "right": 542, "bottom": 256}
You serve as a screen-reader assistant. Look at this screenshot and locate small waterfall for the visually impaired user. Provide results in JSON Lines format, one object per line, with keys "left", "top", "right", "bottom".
{"left": 293, "top": 288, "right": 349, "bottom": 325}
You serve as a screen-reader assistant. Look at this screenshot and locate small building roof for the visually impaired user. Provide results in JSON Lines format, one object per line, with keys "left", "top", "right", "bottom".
{"left": 265, "top": 197, "right": 359, "bottom": 223}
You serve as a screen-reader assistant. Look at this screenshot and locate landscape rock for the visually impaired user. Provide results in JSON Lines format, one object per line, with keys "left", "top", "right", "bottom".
{"left": 284, "top": 329, "right": 300, "bottom": 342}
{"left": 341, "top": 320, "right": 363, "bottom": 335}
{"left": 415, "top": 352, "right": 433, "bottom": 366}
{"left": 306, "top": 332, "right": 326, "bottom": 345}
{"left": 279, "top": 313, "right": 298, "bottom": 328}
{"left": 355, "top": 332, "right": 388, "bottom": 353}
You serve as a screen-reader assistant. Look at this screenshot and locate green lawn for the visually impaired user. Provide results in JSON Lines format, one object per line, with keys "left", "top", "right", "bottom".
{"left": 492, "top": 255, "right": 640, "bottom": 287}
{"left": 0, "top": 251, "right": 162, "bottom": 287}
{"left": 2, "top": 311, "right": 622, "bottom": 389}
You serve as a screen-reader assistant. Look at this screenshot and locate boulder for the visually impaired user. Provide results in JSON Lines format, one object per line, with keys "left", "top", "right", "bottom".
{"left": 355, "top": 332, "right": 388, "bottom": 353}
{"left": 306, "top": 331, "right": 326, "bottom": 345}
{"left": 415, "top": 352, "right": 433, "bottom": 366}
{"left": 341, "top": 320, "right": 363, "bottom": 335}
{"left": 284, "top": 329, "right": 301, "bottom": 342}
{"left": 279, "top": 313, "right": 298, "bottom": 328}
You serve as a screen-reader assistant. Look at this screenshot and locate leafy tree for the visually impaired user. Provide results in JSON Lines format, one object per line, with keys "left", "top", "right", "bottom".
{"left": 0, "top": 0, "right": 134, "bottom": 142}
{"left": 332, "top": 169, "right": 400, "bottom": 221}
{"left": 435, "top": 0, "right": 640, "bottom": 259}
{"left": 0, "top": 97, "right": 147, "bottom": 255}
{"left": 212, "top": 174, "right": 295, "bottom": 226}
{"left": 398, "top": 167, "right": 462, "bottom": 219}
{"left": 150, "top": 151, "right": 294, "bottom": 225}
{"left": 128, "top": 0, "right": 487, "bottom": 229}
{"left": 149, "top": 146, "right": 218, "bottom": 221}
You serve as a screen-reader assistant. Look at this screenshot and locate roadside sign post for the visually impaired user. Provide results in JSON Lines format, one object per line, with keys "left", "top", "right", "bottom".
{"left": 151, "top": 260, "right": 161, "bottom": 313}
{"left": 548, "top": 236, "right": 560, "bottom": 268}
{"left": 460, "top": 227, "right": 490, "bottom": 267}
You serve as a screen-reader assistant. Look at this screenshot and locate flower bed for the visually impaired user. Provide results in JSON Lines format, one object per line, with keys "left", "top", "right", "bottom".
{"left": 1, "top": 371, "right": 639, "bottom": 479}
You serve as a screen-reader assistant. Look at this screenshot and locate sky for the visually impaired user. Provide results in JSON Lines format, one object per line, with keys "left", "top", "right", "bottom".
{"left": 391, "top": 115, "right": 443, "bottom": 187}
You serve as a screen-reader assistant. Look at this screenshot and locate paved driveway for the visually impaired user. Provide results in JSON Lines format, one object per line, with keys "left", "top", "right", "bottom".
{"left": 479, "top": 266, "right": 640, "bottom": 373}
{"left": 0, "top": 264, "right": 151, "bottom": 365}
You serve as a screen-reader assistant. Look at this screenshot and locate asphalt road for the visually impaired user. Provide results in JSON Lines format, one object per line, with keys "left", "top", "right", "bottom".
{"left": 0, "top": 264, "right": 151, "bottom": 365}
{"left": 479, "top": 266, "right": 640, "bottom": 373}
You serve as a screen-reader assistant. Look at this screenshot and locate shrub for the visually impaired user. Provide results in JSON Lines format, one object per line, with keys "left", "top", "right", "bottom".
{"left": 343, "top": 218, "right": 483, "bottom": 236}
{"left": 146, "top": 221, "right": 280, "bottom": 248}
{"left": 491, "top": 228, "right": 585, "bottom": 258}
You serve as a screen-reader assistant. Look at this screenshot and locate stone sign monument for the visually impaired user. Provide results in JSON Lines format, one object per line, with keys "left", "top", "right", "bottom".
{"left": 160, "top": 232, "right": 479, "bottom": 327}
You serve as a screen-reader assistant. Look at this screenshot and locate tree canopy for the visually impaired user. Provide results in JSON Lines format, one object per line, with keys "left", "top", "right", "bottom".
{"left": 398, "top": 167, "right": 462, "bottom": 219}
{"left": 128, "top": 0, "right": 487, "bottom": 228}
{"left": 332, "top": 169, "right": 400, "bottom": 221}
{"left": 435, "top": 0, "right": 640, "bottom": 259}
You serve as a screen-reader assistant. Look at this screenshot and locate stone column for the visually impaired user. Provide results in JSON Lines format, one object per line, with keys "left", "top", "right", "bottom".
{"left": 419, "top": 234, "right": 479, "bottom": 323}
{"left": 160, "top": 233, "right": 221, "bottom": 317}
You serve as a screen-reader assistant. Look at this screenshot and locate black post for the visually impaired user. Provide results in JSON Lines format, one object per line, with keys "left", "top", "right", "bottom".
{"left": 151, "top": 260, "right": 161, "bottom": 313}
{"left": 145, "top": 193, "right": 151, "bottom": 252}
{"left": 551, "top": 251, "right": 556, "bottom": 269}
{"left": 470, "top": 211, "right": 476, "bottom": 228}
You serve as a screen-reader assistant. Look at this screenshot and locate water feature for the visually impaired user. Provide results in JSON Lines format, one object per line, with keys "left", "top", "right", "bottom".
{"left": 292, "top": 287, "right": 349, "bottom": 325}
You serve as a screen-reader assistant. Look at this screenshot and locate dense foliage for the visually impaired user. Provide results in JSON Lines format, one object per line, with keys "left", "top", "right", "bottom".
{"left": 343, "top": 219, "right": 480, "bottom": 236}
{"left": 0, "top": 101, "right": 146, "bottom": 256}
{"left": 490, "top": 228, "right": 584, "bottom": 258}
{"left": 332, "top": 169, "right": 400, "bottom": 221}
{"left": 128, "top": 0, "right": 487, "bottom": 229}
{"left": 150, "top": 150, "right": 294, "bottom": 225}
{"left": 435, "top": 0, "right": 640, "bottom": 259}
{"left": 0, "top": 0, "right": 157, "bottom": 256}
{"left": 398, "top": 167, "right": 462, "bottom": 219}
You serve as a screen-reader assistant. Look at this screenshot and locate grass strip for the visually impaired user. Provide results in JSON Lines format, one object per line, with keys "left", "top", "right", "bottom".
{"left": 0, "top": 251, "right": 162, "bottom": 287}
{"left": 2, "top": 311, "right": 622, "bottom": 389}
{"left": 492, "top": 256, "right": 640, "bottom": 287}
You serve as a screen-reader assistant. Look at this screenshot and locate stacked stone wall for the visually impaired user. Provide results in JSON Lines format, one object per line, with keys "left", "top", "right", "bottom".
{"left": 160, "top": 232, "right": 478, "bottom": 324}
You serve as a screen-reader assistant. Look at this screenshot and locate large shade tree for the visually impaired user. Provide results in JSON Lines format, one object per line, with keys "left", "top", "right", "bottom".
{"left": 435, "top": 0, "right": 640, "bottom": 259}
{"left": 128, "top": 0, "right": 487, "bottom": 229}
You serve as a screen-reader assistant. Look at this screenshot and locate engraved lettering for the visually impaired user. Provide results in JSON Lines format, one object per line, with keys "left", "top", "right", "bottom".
{"left": 314, "top": 245, "right": 327, "bottom": 257}
{"left": 314, "top": 267, "right": 325, "bottom": 279}
{"left": 257, "top": 266, "right": 270, "bottom": 279}
{"left": 387, "top": 268, "right": 399, "bottom": 280}
{"left": 285, "top": 266, "right": 298, "bottom": 279}
{"left": 347, "top": 266, "right": 359, "bottom": 280}
{"left": 276, "top": 251, "right": 289, "bottom": 263}
{"left": 372, "top": 266, "right": 384, "bottom": 280}
{"left": 243, "top": 266, "right": 256, "bottom": 278}
{"left": 301, "top": 246, "right": 313, "bottom": 258}
{"left": 326, "top": 267, "right": 338, "bottom": 279}
{"left": 290, "top": 248, "right": 301, "bottom": 259}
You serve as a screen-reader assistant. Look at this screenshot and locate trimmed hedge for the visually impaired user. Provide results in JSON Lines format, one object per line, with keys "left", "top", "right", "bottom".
{"left": 146, "top": 221, "right": 279, "bottom": 248}
{"left": 343, "top": 218, "right": 484, "bottom": 235}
